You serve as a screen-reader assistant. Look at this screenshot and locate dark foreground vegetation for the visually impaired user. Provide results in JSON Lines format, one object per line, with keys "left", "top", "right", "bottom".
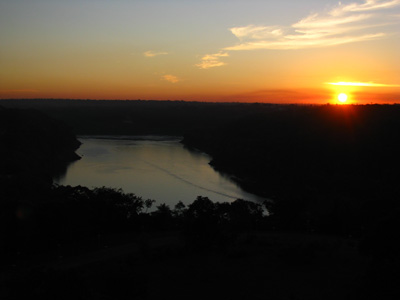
{"left": 1, "top": 100, "right": 400, "bottom": 299}
{"left": 0, "top": 185, "right": 370, "bottom": 300}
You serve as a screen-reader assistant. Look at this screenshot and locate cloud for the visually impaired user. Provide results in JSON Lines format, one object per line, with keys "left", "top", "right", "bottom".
{"left": 162, "top": 74, "right": 180, "bottom": 83}
{"left": 195, "top": 52, "right": 229, "bottom": 69}
{"left": 225, "top": 0, "right": 400, "bottom": 51}
{"left": 196, "top": 0, "right": 399, "bottom": 68}
{"left": 326, "top": 81, "right": 400, "bottom": 87}
{"left": 230, "top": 25, "right": 283, "bottom": 40}
{"left": 144, "top": 50, "right": 168, "bottom": 57}
{"left": 331, "top": 0, "right": 400, "bottom": 15}
{"left": 293, "top": 13, "right": 372, "bottom": 29}
{"left": 225, "top": 33, "right": 384, "bottom": 50}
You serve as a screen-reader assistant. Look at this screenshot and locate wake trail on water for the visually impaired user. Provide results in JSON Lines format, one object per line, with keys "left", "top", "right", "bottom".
{"left": 141, "top": 159, "right": 241, "bottom": 201}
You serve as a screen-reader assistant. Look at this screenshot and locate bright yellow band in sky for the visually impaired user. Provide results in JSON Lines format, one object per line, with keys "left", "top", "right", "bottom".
{"left": 327, "top": 82, "right": 400, "bottom": 87}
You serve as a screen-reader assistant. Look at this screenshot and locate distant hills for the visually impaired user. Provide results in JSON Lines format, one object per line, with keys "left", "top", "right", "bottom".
{"left": 0, "top": 99, "right": 283, "bottom": 135}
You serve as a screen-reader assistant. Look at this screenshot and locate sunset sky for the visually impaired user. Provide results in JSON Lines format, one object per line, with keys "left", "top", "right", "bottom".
{"left": 1, "top": 0, "right": 399, "bottom": 103}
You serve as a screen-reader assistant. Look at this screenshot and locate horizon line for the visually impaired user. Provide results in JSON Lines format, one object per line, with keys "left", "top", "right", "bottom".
{"left": 0, "top": 98, "right": 398, "bottom": 106}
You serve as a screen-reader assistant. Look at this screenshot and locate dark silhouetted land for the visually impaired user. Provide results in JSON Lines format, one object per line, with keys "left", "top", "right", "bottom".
{"left": 0, "top": 99, "right": 281, "bottom": 135}
{"left": 1, "top": 99, "right": 400, "bottom": 299}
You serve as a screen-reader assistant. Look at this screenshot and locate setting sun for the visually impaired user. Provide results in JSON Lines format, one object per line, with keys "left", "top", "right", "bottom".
{"left": 338, "top": 93, "right": 348, "bottom": 103}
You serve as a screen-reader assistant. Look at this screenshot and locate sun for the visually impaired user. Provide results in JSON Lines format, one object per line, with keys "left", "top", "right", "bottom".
{"left": 338, "top": 93, "right": 348, "bottom": 103}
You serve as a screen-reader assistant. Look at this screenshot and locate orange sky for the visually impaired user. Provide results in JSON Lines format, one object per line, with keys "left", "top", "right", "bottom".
{"left": 1, "top": 0, "right": 399, "bottom": 104}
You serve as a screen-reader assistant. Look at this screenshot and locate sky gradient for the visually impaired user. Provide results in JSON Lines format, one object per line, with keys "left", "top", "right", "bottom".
{"left": 1, "top": 0, "right": 399, "bottom": 103}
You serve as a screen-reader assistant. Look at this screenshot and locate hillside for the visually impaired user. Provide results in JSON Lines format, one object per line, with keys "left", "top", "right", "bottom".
{"left": 0, "top": 105, "right": 81, "bottom": 186}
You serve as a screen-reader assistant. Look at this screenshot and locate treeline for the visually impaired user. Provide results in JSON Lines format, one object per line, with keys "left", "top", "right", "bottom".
{"left": 1, "top": 184, "right": 399, "bottom": 300}
{"left": 1, "top": 182, "right": 397, "bottom": 266}
{"left": 0, "top": 184, "right": 267, "bottom": 263}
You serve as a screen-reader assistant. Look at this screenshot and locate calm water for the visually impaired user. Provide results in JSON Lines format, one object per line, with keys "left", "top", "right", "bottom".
{"left": 55, "top": 136, "right": 266, "bottom": 208}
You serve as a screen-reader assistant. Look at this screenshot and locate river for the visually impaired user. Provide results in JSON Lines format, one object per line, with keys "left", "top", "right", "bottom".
{"left": 55, "top": 136, "right": 266, "bottom": 208}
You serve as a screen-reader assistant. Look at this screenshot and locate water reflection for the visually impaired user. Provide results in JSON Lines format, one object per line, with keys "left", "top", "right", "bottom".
{"left": 55, "top": 136, "right": 266, "bottom": 207}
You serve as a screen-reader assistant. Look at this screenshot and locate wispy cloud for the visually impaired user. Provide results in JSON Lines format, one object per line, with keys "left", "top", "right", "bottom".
{"left": 230, "top": 25, "right": 283, "bottom": 40}
{"left": 196, "top": 0, "right": 399, "bottom": 68}
{"left": 327, "top": 81, "right": 400, "bottom": 87}
{"left": 331, "top": 0, "right": 400, "bottom": 15}
{"left": 293, "top": 13, "right": 372, "bottom": 29}
{"left": 162, "top": 74, "right": 180, "bottom": 83}
{"left": 195, "top": 52, "right": 229, "bottom": 69}
{"left": 224, "top": 33, "right": 384, "bottom": 50}
{"left": 225, "top": 0, "right": 400, "bottom": 51}
{"left": 144, "top": 50, "right": 168, "bottom": 57}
